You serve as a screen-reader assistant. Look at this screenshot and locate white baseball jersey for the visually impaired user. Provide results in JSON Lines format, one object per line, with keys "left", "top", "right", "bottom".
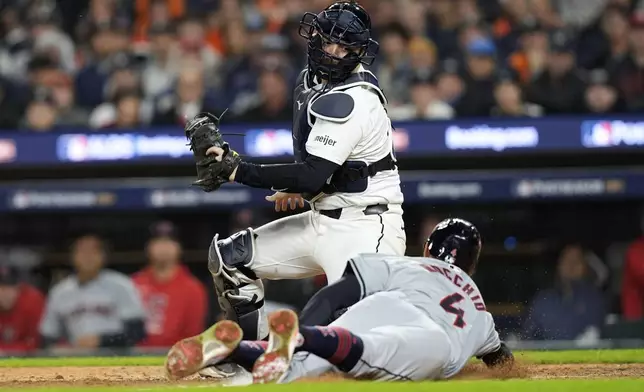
{"left": 39, "top": 270, "right": 145, "bottom": 343}
{"left": 348, "top": 253, "right": 501, "bottom": 377}
{"left": 301, "top": 66, "right": 403, "bottom": 210}
{"left": 239, "top": 67, "right": 407, "bottom": 286}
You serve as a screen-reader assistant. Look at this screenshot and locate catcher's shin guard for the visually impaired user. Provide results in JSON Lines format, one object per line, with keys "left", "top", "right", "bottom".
{"left": 209, "top": 229, "right": 268, "bottom": 340}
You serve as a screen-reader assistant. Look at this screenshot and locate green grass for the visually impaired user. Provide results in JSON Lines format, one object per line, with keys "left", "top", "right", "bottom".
{"left": 0, "top": 356, "right": 162, "bottom": 368}
{"left": 2, "top": 349, "right": 643, "bottom": 368}
{"left": 13, "top": 379, "right": 644, "bottom": 392}
{"left": 3, "top": 350, "right": 643, "bottom": 391}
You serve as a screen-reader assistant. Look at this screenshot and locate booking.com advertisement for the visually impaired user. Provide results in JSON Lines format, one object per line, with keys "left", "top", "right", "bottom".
{"left": 0, "top": 116, "right": 643, "bottom": 166}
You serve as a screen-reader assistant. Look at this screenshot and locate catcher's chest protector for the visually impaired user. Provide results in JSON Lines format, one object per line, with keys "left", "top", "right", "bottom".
{"left": 291, "top": 69, "right": 386, "bottom": 163}
{"left": 292, "top": 70, "right": 320, "bottom": 163}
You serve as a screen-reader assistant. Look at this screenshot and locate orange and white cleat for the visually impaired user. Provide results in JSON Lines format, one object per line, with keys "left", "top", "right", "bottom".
{"left": 165, "top": 320, "right": 243, "bottom": 381}
{"left": 251, "top": 309, "right": 300, "bottom": 384}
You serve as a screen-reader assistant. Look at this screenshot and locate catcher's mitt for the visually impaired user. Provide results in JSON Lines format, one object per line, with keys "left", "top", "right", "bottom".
{"left": 185, "top": 111, "right": 242, "bottom": 192}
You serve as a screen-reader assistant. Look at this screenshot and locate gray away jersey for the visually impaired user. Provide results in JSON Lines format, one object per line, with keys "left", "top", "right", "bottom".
{"left": 39, "top": 270, "right": 145, "bottom": 344}
{"left": 348, "top": 254, "right": 501, "bottom": 377}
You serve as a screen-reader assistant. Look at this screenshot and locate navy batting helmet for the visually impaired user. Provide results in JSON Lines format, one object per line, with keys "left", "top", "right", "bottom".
{"left": 299, "top": 1, "right": 378, "bottom": 84}
{"left": 424, "top": 218, "right": 482, "bottom": 275}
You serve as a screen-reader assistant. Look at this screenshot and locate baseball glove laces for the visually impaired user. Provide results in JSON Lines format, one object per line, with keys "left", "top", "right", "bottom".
{"left": 184, "top": 110, "right": 242, "bottom": 192}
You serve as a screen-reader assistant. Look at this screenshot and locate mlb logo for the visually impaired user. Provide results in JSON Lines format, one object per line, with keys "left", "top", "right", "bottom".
{"left": 515, "top": 180, "right": 534, "bottom": 198}
{"left": 245, "top": 129, "right": 293, "bottom": 157}
{"left": 56, "top": 134, "right": 89, "bottom": 162}
{"left": 10, "top": 191, "right": 30, "bottom": 209}
{"left": 0, "top": 139, "right": 16, "bottom": 163}
{"left": 581, "top": 121, "right": 613, "bottom": 148}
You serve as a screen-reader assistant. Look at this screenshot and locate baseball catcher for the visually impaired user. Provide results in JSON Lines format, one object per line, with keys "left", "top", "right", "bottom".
{"left": 178, "top": 2, "right": 407, "bottom": 380}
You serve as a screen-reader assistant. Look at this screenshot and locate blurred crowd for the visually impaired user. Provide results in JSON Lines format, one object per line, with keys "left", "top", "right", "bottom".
{"left": 0, "top": 219, "right": 316, "bottom": 355}
{"left": 1, "top": 0, "right": 644, "bottom": 132}
{"left": 0, "top": 211, "right": 328, "bottom": 355}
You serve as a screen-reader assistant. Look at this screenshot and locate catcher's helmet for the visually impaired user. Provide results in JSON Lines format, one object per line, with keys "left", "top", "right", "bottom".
{"left": 299, "top": 1, "right": 378, "bottom": 84}
{"left": 423, "top": 218, "right": 482, "bottom": 275}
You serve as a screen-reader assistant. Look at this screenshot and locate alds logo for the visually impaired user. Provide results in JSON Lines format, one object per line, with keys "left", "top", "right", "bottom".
{"left": 313, "top": 135, "right": 337, "bottom": 146}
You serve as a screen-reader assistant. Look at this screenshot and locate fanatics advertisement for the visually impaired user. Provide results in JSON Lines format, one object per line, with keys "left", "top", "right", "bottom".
{"left": 2, "top": 169, "right": 641, "bottom": 211}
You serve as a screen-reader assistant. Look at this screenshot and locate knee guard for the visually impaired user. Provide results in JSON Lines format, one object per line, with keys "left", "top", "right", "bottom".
{"left": 209, "top": 228, "right": 268, "bottom": 340}
{"left": 208, "top": 228, "right": 256, "bottom": 281}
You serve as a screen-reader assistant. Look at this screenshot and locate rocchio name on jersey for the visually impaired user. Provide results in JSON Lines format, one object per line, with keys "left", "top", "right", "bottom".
{"left": 421, "top": 264, "right": 486, "bottom": 311}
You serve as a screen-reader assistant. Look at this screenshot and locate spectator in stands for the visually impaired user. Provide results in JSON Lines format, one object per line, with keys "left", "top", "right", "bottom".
{"left": 89, "top": 53, "right": 153, "bottom": 128}
{"left": 523, "top": 244, "right": 606, "bottom": 340}
{"left": 373, "top": 22, "right": 411, "bottom": 106}
{"left": 133, "top": 0, "right": 186, "bottom": 43}
{"left": 231, "top": 65, "right": 292, "bottom": 123}
{"left": 152, "top": 62, "right": 218, "bottom": 125}
{"left": 455, "top": 36, "right": 498, "bottom": 117}
{"left": 218, "top": 21, "right": 258, "bottom": 112}
{"left": 388, "top": 71, "right": 454, "bottom": 121}
{"left": 48, "top": 72, "right": 90, "bottom": 128}
{"left": 508, "top": 21, "right": 550, "bottom": 85}
{"left": 584, "top": 69, "right": 623, "bottom": 113}
{"left": 621, "top": 212, "right": 644, "bottom": 320}
{"left": 0, "top": 6, "right": 32, "bottom": 83}
{"left": 26, "top": 54, "right": 61, "bottom": 101}
{"left": 577, "top": 4, "right": 631, "bottom": 70}
{"left": 489, "top": 0, "right": 534, "bottom": 59}
{"left": 75, "top": 0, "right": 129, "bottom": 43}
{"left": 523, "top": 0, "right": 564, "bottom": 29}
{"left": 426, "top": 0, "right": 463, "bottom": 59}
{"left": 408, "top": 36, "right": 439, "bottom": 83}
{"left": 609, "top": 12, "right": 644, "bottom": 112}
{"left": 0, "top": 265, "right": 44, "bottom": 354}
{"left": 457, "top": 22, "right": 489, "bottom": 58}
{"left": 112, "top": 90, "right": 146, "bottom": 129}
{"left": 524, "top": 30, "right": 587, "bottom": 114}
{"left": 22, "top": 87, "right": 59, "bottom": 132}
{"left": 133, "top": 222, "right": 207, "bottom": 348}
{"left": 434, "top": 59, "right": 466, "bottom": 107}
{"left": 141, "top": 24, "right": 180, "bottom": 99}
{"left": 39, "top": 235, "right": 146, "bottom": 351}
{"left": 399, "top": 0, "right": 432, "bottom": 38}
{"left": 24, "top": 53, "right": 89, "bottom": 128}
{"left": 29, "top": 10, "right": 76, "bottom": 75}
{"left": 0, "top": 79, "right": 23, "bottom": 129}
{"left": 75, "top": 20, "right": 132, "bottom": 108}
{"left": 365, "top": 0, "right": 397, "bottom": 31}
{"left": 103, "top": 53, "right": 144, "bottom": 104}
{"left": 491, "top": 72, "right": 543, "bottom": 117}
{"left": 174, "top": 16, "right": 220, "bottom": 81}
{"left": 555, "top": 0, "right": 611, "bottom": 31}
{"left": 3, "top": 0, "right": 644, "bottom": 132}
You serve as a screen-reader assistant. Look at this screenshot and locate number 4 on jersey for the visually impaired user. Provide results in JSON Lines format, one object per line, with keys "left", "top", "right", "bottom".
{"left": 440, "top": 293, "right": 466, "bottom": 328}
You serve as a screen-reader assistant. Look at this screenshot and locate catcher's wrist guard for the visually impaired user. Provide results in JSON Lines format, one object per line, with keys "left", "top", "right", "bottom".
{"left": 185, "top": 111, "right": 242, "bottom": 192}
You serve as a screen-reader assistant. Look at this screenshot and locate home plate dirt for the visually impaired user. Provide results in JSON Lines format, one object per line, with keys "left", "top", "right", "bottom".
{"left": 0, "top": 364, "right": 643, "bottom": 388}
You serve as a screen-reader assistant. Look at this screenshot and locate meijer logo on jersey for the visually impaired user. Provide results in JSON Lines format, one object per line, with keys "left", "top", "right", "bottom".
{"left": 581, "top": 120, "right": 644, "bottom": 147}
{"left": 313, "top": 135, "right": 337, "bottom": 146}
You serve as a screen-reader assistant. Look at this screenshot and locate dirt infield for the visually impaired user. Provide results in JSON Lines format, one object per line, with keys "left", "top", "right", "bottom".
{"left": 0, "top": 363, "right": 643, "bottom": 388}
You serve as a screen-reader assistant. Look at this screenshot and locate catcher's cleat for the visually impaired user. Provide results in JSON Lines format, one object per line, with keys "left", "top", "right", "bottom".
{"left": 251, "top": 309, "right": 300, "bottom": 384}
{"left": 198, "top": 363, "right": 254, "bottom": 387}
{"left": 165, "top": 320, "right": 242, "bottom": 381}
